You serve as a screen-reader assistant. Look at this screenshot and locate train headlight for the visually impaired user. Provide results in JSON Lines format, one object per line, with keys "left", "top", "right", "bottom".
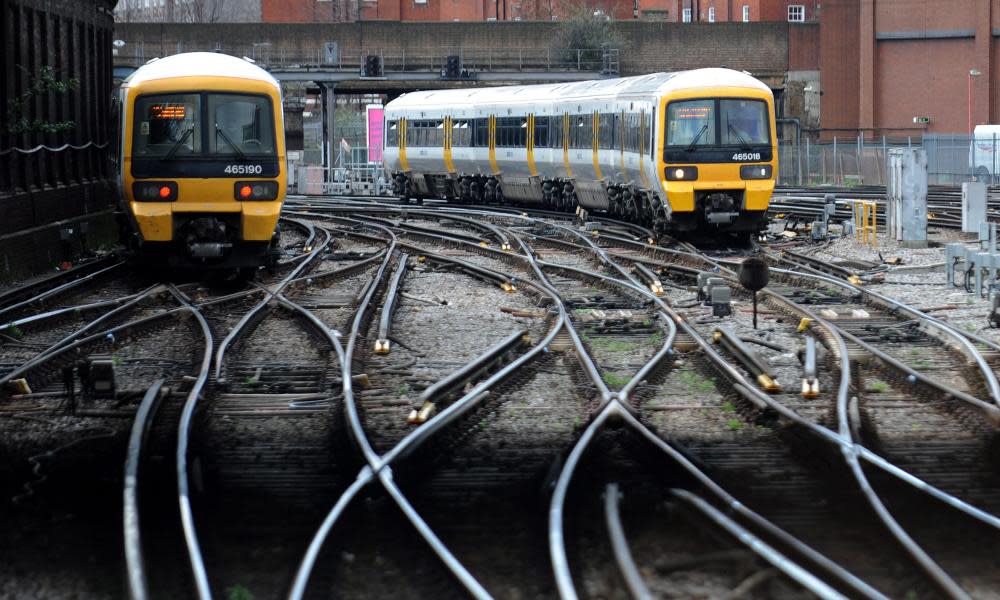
{"left": 133, "top": 181, "right": 177, "bottom": 202}
{"left": 234, "top": 181, "right": 278, "bottom": 201}
{"left": 740, "top": 165, "right": 773, "bottom": 180}
{"left": 664, "top": 166, "right": 698, "bottom": 181}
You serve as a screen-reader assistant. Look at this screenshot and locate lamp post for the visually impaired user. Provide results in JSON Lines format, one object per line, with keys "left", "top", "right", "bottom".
{"left": 969, "top": 68, "right": 982, "bottom": 136}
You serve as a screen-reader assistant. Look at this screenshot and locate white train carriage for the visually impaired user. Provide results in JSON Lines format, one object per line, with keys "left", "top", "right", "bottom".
{"left": 383, "top": 68, "right": 777, "bottom": 235}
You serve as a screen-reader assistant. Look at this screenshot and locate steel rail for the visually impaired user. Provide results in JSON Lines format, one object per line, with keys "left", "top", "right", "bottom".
{"left": 282, "top": 219, "right": 613, "bottom": 600}
{"left": 669, "top": 489, "right": 847, "bottom": 600}
{"left": 3, "top": 284, "right": 166, "bottom": 375}
{"left": 538, "top": 260, "right": 884, "bottom": 599}
{"left": 540, "top": 224, "right": 963, "bottom": 598}
{"left": 611, "top": 234, "right": 993, "bottom": 595}
{"left": 602, "top": 483, "right": 651, "bottom": 600}
{"left": 283, "top": 242, "right": 552, "bottom": 599}
{"left": 0, "top": 259, "right": 125, "bottom": 321}
{"left": 373, "top": 253, "right": 408, "bottom": 354}
{"left": 291, "top": 219, "right": 493, "bottom": 598}
{"left": 408, "top": 329, "right": 528, "bottom": 423}
{"left": 213, "top": 228, "right": 331, "bottom": 381}
{"left": 768, "top": 265, "right": 1000, "bottom": 413}
{"left": 167, "top": 284, "right": 216, "bottom": 600}
{"left": 123, "top": 379, "right": 166, "bottom": 600}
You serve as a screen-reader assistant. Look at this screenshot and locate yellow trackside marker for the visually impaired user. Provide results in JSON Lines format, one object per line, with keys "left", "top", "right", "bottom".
{"left": 501, "top": 243, "right": 512, "bottom": 251}
{"left": 374, "top": 339, "right": 390, "bottom": 354}
{"left": 801, "top": 378, "right": 820, "bottom": 398}
{"left": 797, "top": 318, "right": 812, "bottom": 332}
{"left": 526, "top": 114, "right": 538, "bottom": 177}
{"left": 562, "top": 113, "right": 573, "bottom": 178}
{"left": 757, "top": 373, "right": 782, "bottom": 393}
{"left": 443, "top": 116, "right": 456, "bottom": 174}
{"left": 847, "top": 275, "right": 863, "bottom": 286}
{"left": 418, "top": 255, "right": 426, "bottom": 262}
{"left": 479, "top": 241, "right": 489, "bottom": 247}
{"left": 501, "top": 282, "right": 517, "bottom": 293}
{"left": 399, "top": 117, "right": 410, "bottom": 172}
{"left": 408, "top": 401, "right": 436, "bottom": 424}
{"left": 592, "top": 112, "right": 603, "bottom": 181}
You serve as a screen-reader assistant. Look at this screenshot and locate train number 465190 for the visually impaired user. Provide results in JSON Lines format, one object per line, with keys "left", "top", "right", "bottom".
{"left": 224, "top": 164, "right": 263, "bottom": 175}
{"left": 732, "top": 152, "right": 762, "bottom": 161}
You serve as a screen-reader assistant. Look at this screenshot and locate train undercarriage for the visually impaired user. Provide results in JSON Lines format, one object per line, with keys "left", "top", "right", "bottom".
{"left": 391, "top": 172, "right": 767, "bottom": 239}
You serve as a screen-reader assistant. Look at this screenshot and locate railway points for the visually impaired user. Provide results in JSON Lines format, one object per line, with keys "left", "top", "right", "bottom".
{"left": 6, "top": 3, "right": 1000, "bottom": 598}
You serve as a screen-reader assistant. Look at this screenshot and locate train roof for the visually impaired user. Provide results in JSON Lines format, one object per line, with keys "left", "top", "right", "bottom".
{"left": 385, "top": 68, "right": 770, "bottom": 111}
{"left": 123, "top": 52, "right": 280, "bottom": 90}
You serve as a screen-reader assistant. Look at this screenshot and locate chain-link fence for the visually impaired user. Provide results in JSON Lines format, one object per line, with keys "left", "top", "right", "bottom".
{"left": 777, "top": 134, "right": 997, "bottom": 187}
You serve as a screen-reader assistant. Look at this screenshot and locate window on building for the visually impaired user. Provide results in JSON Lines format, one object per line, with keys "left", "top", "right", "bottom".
{"left": 414, "top": 0, "right": 427, "bottom": 4}
{"left": 787, "top": 5, "right": 805, "bottom": 21}
{"left": 742, "top": 5, "right": 750, "bottom": 21}
{"left": 708, "top": 7, "right": 715, "bottom": 22}
{"left": 682, "top": 8, "right": 692, "bottom": 22}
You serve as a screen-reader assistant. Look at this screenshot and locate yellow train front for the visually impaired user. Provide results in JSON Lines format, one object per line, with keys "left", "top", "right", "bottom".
{"left": 118, "top": 52, "right": 285, "bottom": 269}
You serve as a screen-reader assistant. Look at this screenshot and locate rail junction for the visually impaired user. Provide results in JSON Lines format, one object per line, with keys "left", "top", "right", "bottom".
{"left": 2, "top": 195, "right": 999, "bottom": 599}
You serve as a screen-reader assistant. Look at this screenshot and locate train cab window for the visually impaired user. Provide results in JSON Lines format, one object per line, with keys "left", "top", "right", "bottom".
{"left": 133, "top": 93, "right": 201, "bottom": 157}
{"left": 208, "top": 93, "right": 276, "bottom": 156}
{"left": 666, "top": 99, "right": 716, "bottom": 147}
{"left": 719, "top": 99, "right": 769, "bottom": 145}
{"left": 386, "top": 121, "right": 398, "bottom": 146}
{"left": 534, "top": 116, "right": 549, "bottom": 148}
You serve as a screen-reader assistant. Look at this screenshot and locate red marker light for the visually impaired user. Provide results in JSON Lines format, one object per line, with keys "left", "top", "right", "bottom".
{"left": 159, "top": 186, "right": 171, "bottom": 198}
{"left": 239, "top": 185, "right": 253, "bottom": 199}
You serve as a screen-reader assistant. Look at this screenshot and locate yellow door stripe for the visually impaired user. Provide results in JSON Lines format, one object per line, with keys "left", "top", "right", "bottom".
{"left": 592, "top": 112, "right": 603, "bottom": 181}
{"left": 443, "top": 116, "right": 456, "bottom": 174}
{"left": 526, "top": 114, "right": 538, "bottom": 177}
{"left": 488, "top": 115, "right": 500, "bottom": 175}
{"left": 562, "top": 113, "right": 572, "bottom": 179}
{"left": 399, "top": 117, "right": 410, "bottom": 172}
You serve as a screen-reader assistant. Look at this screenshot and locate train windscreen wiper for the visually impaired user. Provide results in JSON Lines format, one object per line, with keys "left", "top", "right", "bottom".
{"left": 216, "top": 126, "right": 247, "bottom": 160}
{"left": 727, "top": 122, "right": 752, "bottom": 150}
{"left": 161, "top": 127, "right": 194, "bottom": 161}
{"left": 686, "top": 124, "right": 709, "bottom": 152}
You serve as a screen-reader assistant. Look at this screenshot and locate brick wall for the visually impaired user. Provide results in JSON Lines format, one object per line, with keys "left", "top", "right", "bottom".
{"left": 787, "top": 22, "right": 818, "bottom": 70}
{"left": 115, "top": 20, "right": 789, "bottom": 76}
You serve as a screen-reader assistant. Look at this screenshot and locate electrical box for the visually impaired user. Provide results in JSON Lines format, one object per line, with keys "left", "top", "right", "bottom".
{"left": 886, "top": 148, "right": 928, "bottom": 248}
{"left": 962, "top": 181, "right": 987, "bottom": 233}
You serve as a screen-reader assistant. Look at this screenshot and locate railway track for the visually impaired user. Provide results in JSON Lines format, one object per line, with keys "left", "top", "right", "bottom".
{"left": 3, "top": 197, "right": 1000, "bottom": 598}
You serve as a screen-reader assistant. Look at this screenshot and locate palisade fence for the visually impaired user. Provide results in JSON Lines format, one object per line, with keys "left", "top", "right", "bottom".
{"left": 777, "top": 134, "right": 998, "bottom": 187}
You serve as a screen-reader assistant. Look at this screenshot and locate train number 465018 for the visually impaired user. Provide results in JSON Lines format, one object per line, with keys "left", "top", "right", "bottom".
{"left": 732, "top": 152, "right": 762, "bottom": 161}
{"left": 224, "top": 164, "right": 263, "bottom": 175}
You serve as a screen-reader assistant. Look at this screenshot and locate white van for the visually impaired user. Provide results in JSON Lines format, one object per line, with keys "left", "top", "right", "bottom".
{"left": 971, "top": 124, "right": 1000, "bottom": 181}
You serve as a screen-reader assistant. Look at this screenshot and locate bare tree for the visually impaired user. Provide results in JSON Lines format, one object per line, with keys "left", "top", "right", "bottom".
{"left": 115, "top": 0, "right": 260, "bottom": 23}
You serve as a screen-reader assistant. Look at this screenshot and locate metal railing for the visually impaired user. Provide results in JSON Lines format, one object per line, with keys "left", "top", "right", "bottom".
{"left": 115, "top": 42, "right": 620, "bottom": 73}
{"left": 777, "top": 133, "right": 999, "bottom": 187}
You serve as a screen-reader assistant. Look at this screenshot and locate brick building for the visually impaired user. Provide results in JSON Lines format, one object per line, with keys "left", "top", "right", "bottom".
{"left": 260, "top": 0, "right": 820, "bottom": 23}
{"left": 820, "top": 0, "right": 1000, "bottom": 137}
